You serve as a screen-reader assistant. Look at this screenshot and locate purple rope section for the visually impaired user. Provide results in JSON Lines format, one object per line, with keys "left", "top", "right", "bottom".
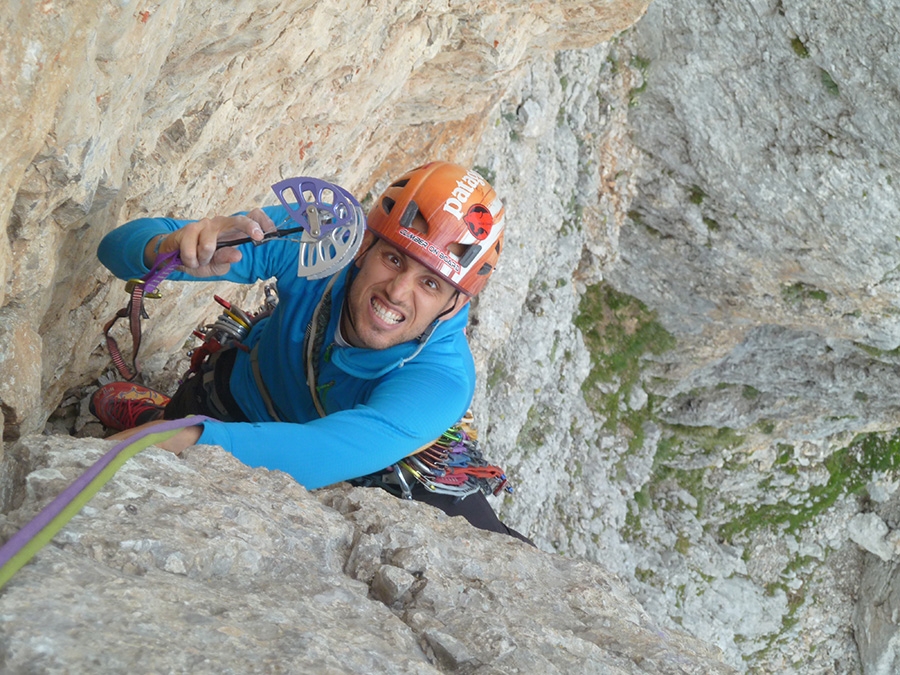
{"left": 0, "top": 416, "right": 211, "bottom": 569}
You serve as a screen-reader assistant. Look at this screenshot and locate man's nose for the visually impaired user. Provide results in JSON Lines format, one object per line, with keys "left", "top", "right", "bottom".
{"left": 385, "top": 270, "right": 416, "bottom": 301}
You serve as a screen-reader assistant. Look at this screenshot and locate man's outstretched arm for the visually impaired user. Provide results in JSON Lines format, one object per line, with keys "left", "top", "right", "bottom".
{"left": 108, "top": 421, "right": 202, "bottom": 454}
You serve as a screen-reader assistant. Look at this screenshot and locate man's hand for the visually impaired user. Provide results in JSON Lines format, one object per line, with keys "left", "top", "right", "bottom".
{"left": 145, "top": 208, "right": 277, "bottom": 277}
{"left": 108, "top": 420, "right": 204, "bottom": 455}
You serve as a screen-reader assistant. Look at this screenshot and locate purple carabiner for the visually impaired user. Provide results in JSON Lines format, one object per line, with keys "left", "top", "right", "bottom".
{"left": 271, "top": 177, "right": 360, "bottom": 238}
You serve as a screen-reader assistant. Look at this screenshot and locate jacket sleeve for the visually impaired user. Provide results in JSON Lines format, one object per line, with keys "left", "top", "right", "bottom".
{"left": 96, "top": 206, "right": 296, "bottom": 283}
{"left": 193, "top": 359, "right": 475, "bottom": 490}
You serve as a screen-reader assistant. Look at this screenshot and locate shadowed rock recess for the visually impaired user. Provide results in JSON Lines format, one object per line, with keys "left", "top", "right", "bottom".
{"left": 5, "top": 0, "right": 900, "bottom": 672}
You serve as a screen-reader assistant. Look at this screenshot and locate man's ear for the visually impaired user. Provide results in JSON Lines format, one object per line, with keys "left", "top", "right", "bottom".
{"left": 439, "top": 293, "right": 470, "bottom": 321}
{"left": 354, "top": 232, "right": 378, "bottom": 268}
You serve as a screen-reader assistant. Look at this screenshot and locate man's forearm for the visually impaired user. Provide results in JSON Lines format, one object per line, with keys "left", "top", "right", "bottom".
{"left": 108, "top": 421, "right": 203, "bottom": 455}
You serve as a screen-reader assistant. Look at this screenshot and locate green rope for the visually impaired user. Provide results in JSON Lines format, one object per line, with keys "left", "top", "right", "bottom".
{"left": 0, "top": 428, "right": 181, "bottom": 590}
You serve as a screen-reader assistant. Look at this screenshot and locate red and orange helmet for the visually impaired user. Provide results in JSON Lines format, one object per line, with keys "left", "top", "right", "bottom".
{"left": 366, "top": 161, "right": 505, "bottom": 296}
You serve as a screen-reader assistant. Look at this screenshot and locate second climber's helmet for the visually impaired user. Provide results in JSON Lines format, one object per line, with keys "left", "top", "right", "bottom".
{"left": 366, "top": 161, "right": 505, "bottom": 296}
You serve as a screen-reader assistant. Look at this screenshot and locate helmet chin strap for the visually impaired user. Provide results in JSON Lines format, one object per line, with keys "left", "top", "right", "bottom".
{"left": 416, "top": 289, "right": 461, "bottom": 344}
{"left": 435, "top": 290, "right": 461, "bottom": 322}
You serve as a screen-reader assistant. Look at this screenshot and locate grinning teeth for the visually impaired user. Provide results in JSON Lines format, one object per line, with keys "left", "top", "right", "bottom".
{"left": 372, "top": 298, "right": 403, "bottom": 324}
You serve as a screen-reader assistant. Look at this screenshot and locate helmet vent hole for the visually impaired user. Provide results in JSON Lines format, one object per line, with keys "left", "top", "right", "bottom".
{"left": 382, "top": 196, "right": 396, "bottom": 214}
{"left": 399, "top": 202, "right": 419, "bottom": 229}
{"left": 390, "top": 179, "right": 410, "bottom": 189}
{"left": 477, "top": 262, "right": 493, "bottom": 276}
{"left": 458, "top": 243, "right": 481, "bottom": 268}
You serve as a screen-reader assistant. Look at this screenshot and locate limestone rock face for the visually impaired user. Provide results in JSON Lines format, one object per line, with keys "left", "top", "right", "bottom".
{"left": 467, "top": 0, "right": 900, "bottom": 672}
{"left": 461, "top": 1, "right": 900, "bottom": 672}
{"left": 9, "top": 0, "right": 900, "bottom": 673}
{"left": 0, "top": 435, "right": 734, "bottom": 674}
{"left": 0, "top": 0, "right": 649, "bottom": 440}
{"left": 618, "top": 0, "right": 900, "bottom": 431}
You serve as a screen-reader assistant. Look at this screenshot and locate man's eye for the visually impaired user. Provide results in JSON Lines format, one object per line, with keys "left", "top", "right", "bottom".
{"left": 424, "top": 278, "right": 439, "bottom": 291}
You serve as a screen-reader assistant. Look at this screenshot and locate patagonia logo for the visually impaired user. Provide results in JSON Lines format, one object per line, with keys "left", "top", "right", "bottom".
{"left": 463, "top": 204, "right": 493, "bottom": 240}
{"left": 442, "top": 169, "right": 488, "bottom": 219}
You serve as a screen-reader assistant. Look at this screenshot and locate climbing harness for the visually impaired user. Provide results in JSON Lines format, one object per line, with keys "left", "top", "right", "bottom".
{"left": 103, "top": 177, "right": 366, "bottom": 382}
{"left": 0, "top": 416, "right": 212, "bottom": 590}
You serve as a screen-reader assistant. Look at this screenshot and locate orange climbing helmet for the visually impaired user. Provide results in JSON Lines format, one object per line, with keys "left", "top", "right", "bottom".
{"left": 366, "top": 161, "right": 505, "bottom": 296}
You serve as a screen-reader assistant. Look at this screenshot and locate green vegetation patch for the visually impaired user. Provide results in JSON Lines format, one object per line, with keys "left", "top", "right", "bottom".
{"left": 757, "top": 419, "right": 777, "bottom": 435}
{"left": 575, "top": 283, "right": 676, "bottom": 394}
{"left": 790, "top": 37, "right": 810, "bottom": 58}
{"left": 688, "top": 185, "right": 707, "bottom": 205}
{"left": 486, "top": 355, "right": 509, "bottom": 393}
{"left": 472, "top": 165, "right": 496, "bottom": 185}
{"left": 516, "top": 403, "right": 553, "bottom": 459}
{"left": 561, "top": 191, "right": 584, "bottom": 236}
{"left": 742, "top": 385, "right": 761, "bottom": 400}
{"left": 855, "top": 342, "right": 900, "bottom": 359}
{"left": 628, "top": 55, "right": 651, "bottom": 106}
{"left": 819, "top": 68, "right": 840, "bottom": 96}
{"left": 719, "top": 429, "right": 900, "bottom": 542}
{"left": 662, "top": 423, "right": 744, "bottom": 456}
{"left": 782, "top": 281, "right": 828, "bottom": 304}
{"left": 574, "top": 283, "right": 676, "bottom": 436}
{"left": 644, "top": 426, "right": 744, "bottom": 519}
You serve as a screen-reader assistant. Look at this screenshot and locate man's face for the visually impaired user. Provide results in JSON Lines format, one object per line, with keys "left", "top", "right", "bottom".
{"left": 342, "top": 238, "right": 462, "bottom": 350}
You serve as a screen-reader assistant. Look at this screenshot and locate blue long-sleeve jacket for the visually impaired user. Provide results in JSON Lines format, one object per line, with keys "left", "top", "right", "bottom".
{"left": 98, "top": 205, "right": 476, "bottom": 489}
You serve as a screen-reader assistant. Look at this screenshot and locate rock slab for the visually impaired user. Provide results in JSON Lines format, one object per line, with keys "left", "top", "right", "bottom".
{"left": 0, "top": 435, "right": 733, "bottom": 674}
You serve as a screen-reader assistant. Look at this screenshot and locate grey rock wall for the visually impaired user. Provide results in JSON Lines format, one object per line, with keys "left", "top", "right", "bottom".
{"left": 852, "top": 470, "right": 900, "bottom": 674}
{"left": 7, "top": 0, "right": 900, "bottom": 672}
{"left": 619, "top": 0, "right": 900, "bottom": 429}
{"left": 444, "top": 0, "right": 900, "bottom": 672}
{"left": 0, "top": 435, "right": 734, "bottom": 674}
{"left": 464, "top": 0, "right": 900, "bottom": 673}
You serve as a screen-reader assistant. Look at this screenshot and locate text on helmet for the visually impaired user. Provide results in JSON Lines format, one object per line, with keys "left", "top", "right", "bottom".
{"left": 398, "top": 227, "right": 462, "bottom": 274}
{"left": 442, "top": 169, "right": 488, "bottom": 219}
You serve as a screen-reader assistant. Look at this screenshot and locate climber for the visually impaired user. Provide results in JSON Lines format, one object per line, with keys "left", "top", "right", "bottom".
{"left": 91, "top": 161, "right": 531, "bottom": 544}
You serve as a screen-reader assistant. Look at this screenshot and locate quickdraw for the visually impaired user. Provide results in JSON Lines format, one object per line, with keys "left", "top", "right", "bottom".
{"left": 184, "top": 287, "right": 278, "bottom": 379}
{"left": 103, "top": 177, "right": 366, "bottom": 382}
{"left": 361, "top": 413, "right": 513, "bottom": 501}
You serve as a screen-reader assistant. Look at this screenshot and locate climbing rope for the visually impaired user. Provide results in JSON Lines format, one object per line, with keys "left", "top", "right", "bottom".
{"left": 0, "top": 416, "right": 211, "bottom": 590}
